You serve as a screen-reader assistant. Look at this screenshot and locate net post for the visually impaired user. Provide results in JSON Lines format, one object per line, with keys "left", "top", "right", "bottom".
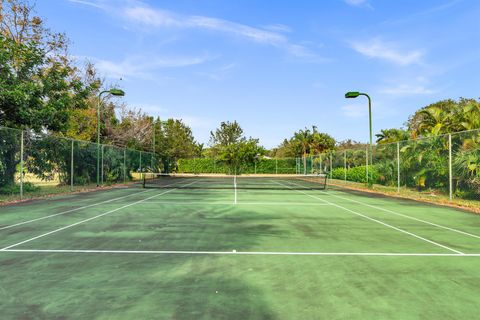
{"left": 448, "top": 133, "right": 453, "bottom": 201}
{"left": 396, "top": 141, "right": 400, "bottom": 193}
{"left": 123, "top": 148, "right": 126, "bottom": 184}
{"left": 20, "top": 130, "right": 24, "bottom": 199}
{"left": 70, "top": 139, "right": 74, "bottom": 192}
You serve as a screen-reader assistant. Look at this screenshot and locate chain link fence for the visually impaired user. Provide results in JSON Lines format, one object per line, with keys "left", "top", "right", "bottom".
{"left": 0, "top": 126, "right": 158, "bottom": 202}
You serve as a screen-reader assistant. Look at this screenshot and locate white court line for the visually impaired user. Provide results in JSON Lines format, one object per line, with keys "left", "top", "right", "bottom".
{"left": 3, "top": 248, "right": 480, "bottom": 257}
{"left": 0, "top": 188, "right": 155, "bottom": 231}
{"left": 144, "top": 201, "right": 331, "bottom": 206}
{"left": 0, "top": 180, "right": 199, "bottom": 251}
{"left": 323, "top": 190, "right": 480, "bottom": 240}
{"left": 276, "top": 180, "right": 465, "bottom": 255}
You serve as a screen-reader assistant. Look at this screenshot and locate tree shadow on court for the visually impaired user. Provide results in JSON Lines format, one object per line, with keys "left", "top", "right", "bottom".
{"left": 89, "top": 205, "right": 292, "bottom": 253}
{"left": 0, "top": 253, "right": 278, "bottom": 319}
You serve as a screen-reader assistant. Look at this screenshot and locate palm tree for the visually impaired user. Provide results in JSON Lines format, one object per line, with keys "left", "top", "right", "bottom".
{"left": 293, "top": 128, "right": 311, "bottom": 174}
{"left": 376, "top": 128, "right": 410, "bottom": 144}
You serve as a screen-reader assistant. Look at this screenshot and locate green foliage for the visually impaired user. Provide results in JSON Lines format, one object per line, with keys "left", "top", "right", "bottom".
{"left": 207, "top": 121, "right": 265, "bottom": 173}
{"left": 331, "top": 166, "right": 378, "bottom": 184}
{"left": 177, "top": 158, "right": 297, "bottom": 174}
{"left": 0, "top": 182, "right": 39, "bottom": 195}
{"left": 274, "top": 126, "right": 336, "bottom": 158}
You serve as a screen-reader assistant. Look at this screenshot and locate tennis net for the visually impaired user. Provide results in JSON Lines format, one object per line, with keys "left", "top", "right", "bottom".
{"left": 142, "top": 173, "right": 327, "bottom": 190}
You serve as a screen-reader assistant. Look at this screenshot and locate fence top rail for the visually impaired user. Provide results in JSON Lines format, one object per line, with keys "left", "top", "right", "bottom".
{"left": 0, "top": 125, "right": 157, "bottom": 155}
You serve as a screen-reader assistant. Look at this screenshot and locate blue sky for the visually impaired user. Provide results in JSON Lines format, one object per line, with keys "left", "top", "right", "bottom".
{"left": 37, "top": 0, "right": 480, "bottom": 148}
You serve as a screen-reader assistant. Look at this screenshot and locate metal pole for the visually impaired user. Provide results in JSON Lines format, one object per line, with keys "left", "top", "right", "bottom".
{"left": 254, "top": 162, "right": 257, "bottom": 174}
{"left": 139, "top": 151, "right": 143, "bottom": 182}
{"left": 101, "top": 144, "right": 104, "bottom": 185}
{"left": 152, "top": 122, "right": 155, "bottom": 170}
{"left": 275, "top": 158, "right": 278, "bottom": 174}
{"left": 364, "top": 93, "right": 373, "bottom": 169}
{"left": 448, "top": 134, "right": 453, "bottom": 201}
{"left": 366, "top": 146, "right": 369, "bottom": 184}
{"left": 96, "top": 90, "right": 109, "bottom": 187}
{"left": 397, "top": 142, "right": 400, "bottom": 193}
{"left": 20, "top": 130, "right": 24, "bottom": 199}
{"left": 71, "top": 140, "right": 74, "bottom": 191}
{"left": 344, "top": 150, "right": 347, "bottom": 183}
{"left": 329, "top": 154, "right": 332, "bottom": 179}
{"left": 123, "top": 148, "right": 126, "bottom": 183}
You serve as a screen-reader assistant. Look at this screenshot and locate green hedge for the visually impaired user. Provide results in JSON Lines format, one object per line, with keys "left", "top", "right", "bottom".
{"left": 177, "top": 158, "right": 297, "bottom": 174}
{"left": 331, "top": 165, "right": 379, "bottom": 184}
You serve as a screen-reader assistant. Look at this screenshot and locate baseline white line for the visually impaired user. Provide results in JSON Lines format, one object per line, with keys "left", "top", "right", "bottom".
{"left": 3, "top": 249, "right": 480, "bottom": 257}
{"left": 143, "top": 201, "right": 331, "bottom": 206}
{"left": 0, "top": 188, "right": 154, "bottom": 231}
{"left": 0, "top": 180, "right": 199, "bottom": 251}
{"left": 276, "top": 181, "right": 465, "bottom": 255}
{"left": 323, "top": 190, "right": 480, "bottom": 240}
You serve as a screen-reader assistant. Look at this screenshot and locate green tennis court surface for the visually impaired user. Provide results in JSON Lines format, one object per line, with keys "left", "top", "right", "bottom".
{"left": 1, "top": 178, "right": 480, "bottom": 319}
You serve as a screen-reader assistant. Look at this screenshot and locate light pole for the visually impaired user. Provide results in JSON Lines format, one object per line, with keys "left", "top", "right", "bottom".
{"left": 345, "top": 91, "right": 372, "bottom": 183}
{"left": 97, "top": 88, "right": 125, "bottom": 186}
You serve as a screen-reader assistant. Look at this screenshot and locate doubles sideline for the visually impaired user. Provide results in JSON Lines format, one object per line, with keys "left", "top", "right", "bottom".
{"left": 0, "top": 188, "right": 153, "bottom": 231}
{"left": 0, "top": 180, "right": 199, "bottom": 251}
{"left": 322, "top": 189, "right": 480, "bottom": 240}
{"left": 276, "top": 180, "right": 464, "bottom": 255}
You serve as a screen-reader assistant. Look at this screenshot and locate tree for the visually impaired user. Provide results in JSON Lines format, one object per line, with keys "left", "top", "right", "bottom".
{"left": 209, "top": 121, "right": 264, "bottom": 174}
{"left": 273, "top": 126, "right": 335, "bottom": 160}
{"left": 376, "top": 128, "right": 410, "bottom": 144}
{"left": 0, "top": 0, "right": 97, "bottom": 187}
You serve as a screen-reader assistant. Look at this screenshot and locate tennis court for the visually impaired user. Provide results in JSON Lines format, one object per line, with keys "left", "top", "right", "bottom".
{"left": 1, "top": 176, "right": 480, "bottom": 319}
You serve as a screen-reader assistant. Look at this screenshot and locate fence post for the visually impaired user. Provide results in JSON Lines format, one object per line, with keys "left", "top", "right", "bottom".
{"left": 275, "top": 158, "right": 278, "bottom": 174}
{"left": 254, "top": 162, "right": 257, "bottom": 174}
{"left": 397, "top": 142, "right": 400, "bottom": 193}
{"left": 448, "top": 134, "right": 453, "bottom": 201}
{"left": 123, "top": 148, "right": 127, "bottom": 184}
{"left": 329, "top": 154, "right": 332, "bottom": 179}
{"left": 344, "top": 150, "right": 347, "bottom": 183}
{"left": 70, "top": 140, "right": 74, "bottom": 192}
{"left": 20, "top": 130, "right": 24, "bottom": 199}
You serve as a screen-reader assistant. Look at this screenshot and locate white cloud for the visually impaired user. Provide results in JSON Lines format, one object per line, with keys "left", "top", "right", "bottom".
{"left": 351, "top": 38, "right": 424, "bottom": 66}
{"left": 344, "top": 0, "right": 373, "bottom": 8}
{"left": 262, "top": 24, "right": 292, "bottom": 33}
{"left": 380, "top": 84, "right": 435, "bottom": 95}
{"left": 341, "top": 104, "right": 368, "bottom": 118}
{"left": 71, "top": 0, "right": 323, "bottom": 61}
{"left": 68, "top": 0, "right": 107, "bottom": 9}
{"left": 199, "top": 63, "right": 237, "bottom": 81}
{"left": 84, "top": 54, "right": 212, "bottom": 79}
{"left": 345, "top": 0, "right": 368, "bottom": 6}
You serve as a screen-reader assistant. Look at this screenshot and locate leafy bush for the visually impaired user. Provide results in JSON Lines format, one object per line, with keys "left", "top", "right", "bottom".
{"left": 331, "top": 165, "right": 378, "bottom": 184}
{"left": 177, "top": 158, "right": 297, "bottom": 174}
{"left": 0, "top": 182, "right": 40, "bottom": 195}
